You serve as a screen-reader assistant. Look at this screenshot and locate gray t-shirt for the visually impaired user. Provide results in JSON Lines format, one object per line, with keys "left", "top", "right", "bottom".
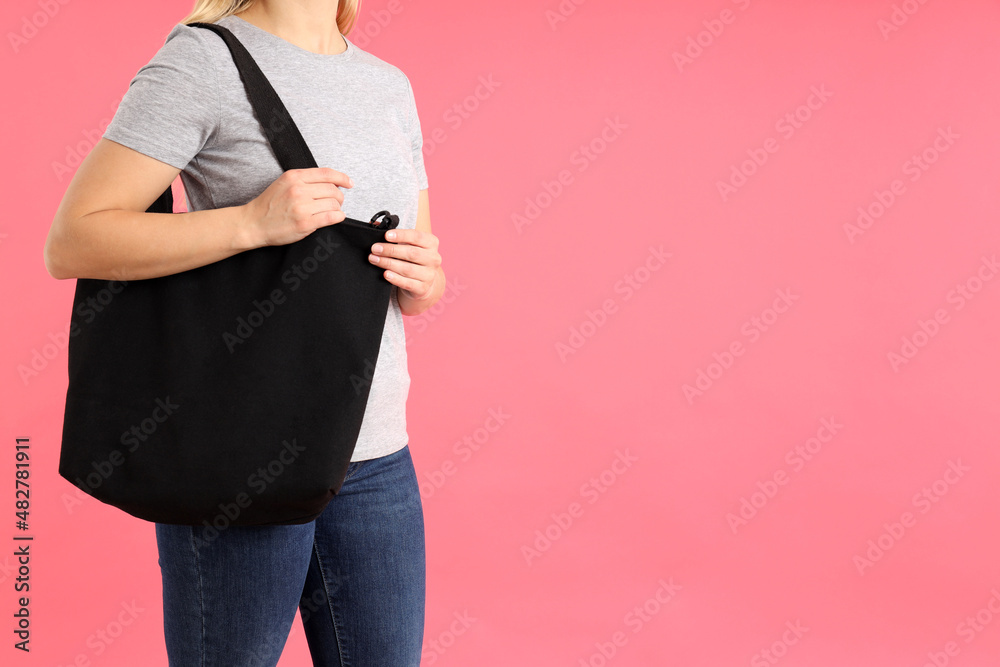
{"left": 102, "top": 14, "right": 428, "bottom": 462}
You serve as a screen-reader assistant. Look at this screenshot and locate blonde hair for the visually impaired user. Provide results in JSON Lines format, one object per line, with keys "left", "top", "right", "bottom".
{"left": 180, "top": 0, "right": 361, "bottom": 36}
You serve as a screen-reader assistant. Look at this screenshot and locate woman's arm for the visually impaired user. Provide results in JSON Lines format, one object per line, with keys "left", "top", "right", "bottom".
{"left": 44, "top": 138, "right": 352, "bottom": 281}
{"left": 44, "top": 138, "right": 255, "bottom": 281}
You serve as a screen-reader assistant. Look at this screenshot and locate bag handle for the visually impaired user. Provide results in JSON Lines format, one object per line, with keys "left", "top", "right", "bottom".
{"left": 189, "top": 21, "right": 318, "bottom": 172}
{"left": 146, "top": 21, "right": 317, "bottom": 214}
{"left": 146, "top": 21, "right": 395, "bottom": 227}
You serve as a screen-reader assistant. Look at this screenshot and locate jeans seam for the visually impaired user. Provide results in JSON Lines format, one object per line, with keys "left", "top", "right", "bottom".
{"left": 343, "top": 460, "right": 365, "bottom": 483}
{"left": 186, "top": 527, "right": 207, "bottom": 667}
{"left": 313, "top": 542, "right": 348, "bottom": 666}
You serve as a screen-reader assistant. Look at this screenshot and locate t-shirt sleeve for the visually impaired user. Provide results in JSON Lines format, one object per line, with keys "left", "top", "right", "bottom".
{"left": 102, "top": 23, "right": 221, "bottom": 170}
{"left": 405, "top": 76, "right": 429, "bottom": 190}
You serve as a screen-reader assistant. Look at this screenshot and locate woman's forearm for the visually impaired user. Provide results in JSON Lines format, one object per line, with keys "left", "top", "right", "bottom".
{"left": 45, "top": 204, "right": 259, "bottom": 281}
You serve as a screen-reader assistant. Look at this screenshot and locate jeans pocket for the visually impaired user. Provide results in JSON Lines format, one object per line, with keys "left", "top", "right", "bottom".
{"left": 342, "top": 459, "right": 366, "bottom": 482}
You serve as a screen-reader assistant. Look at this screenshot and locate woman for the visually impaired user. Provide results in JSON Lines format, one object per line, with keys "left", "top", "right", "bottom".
{"left": 43, "top": 0, "right": 443, "bottom": 664}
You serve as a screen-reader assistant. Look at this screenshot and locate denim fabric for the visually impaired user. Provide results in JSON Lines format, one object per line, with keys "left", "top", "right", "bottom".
{"left": 154, "top": 444, "right": 425, "bottom": 666}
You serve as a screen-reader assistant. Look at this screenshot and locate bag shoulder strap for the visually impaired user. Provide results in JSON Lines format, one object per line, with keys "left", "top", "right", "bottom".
{"left": 145, "top": 21, "right": 320, "bottom": 214}
{"left": 189, "top": 21, "right": 318, "bottom": 172}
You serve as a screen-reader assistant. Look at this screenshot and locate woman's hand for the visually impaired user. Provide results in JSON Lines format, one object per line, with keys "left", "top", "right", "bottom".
{"left": 240, "top": 167, "right": 353, "bottom": 249}
{"left": 369, "top": 228, "right": 442, "bottom": 303}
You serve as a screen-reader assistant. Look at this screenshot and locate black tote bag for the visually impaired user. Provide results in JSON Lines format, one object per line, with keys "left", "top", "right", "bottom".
{"left": 57, "top": 21, "right": 400, "bottom": 527}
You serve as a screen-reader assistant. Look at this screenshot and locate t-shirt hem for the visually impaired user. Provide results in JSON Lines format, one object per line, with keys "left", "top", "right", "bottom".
{"left": 103, "top": 125, "right": 192, "bottom": 171}
{"left": 349, "top": 439, "right": 409, "bottom": 462}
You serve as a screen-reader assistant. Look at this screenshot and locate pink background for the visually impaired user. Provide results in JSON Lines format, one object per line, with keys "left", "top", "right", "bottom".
{"left": 3, "top": 0, "right": 1000, "bottom": 664}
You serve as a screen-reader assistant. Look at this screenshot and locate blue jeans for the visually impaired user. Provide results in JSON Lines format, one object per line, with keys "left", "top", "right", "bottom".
{"left": 154, "top": 444, "right": 425, "bottom": 666}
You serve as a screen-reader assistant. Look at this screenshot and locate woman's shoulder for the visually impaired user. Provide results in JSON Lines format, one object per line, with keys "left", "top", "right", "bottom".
{"left": 136, "top": 21, "right": 233, "bottom": 76}
{"left": 179, "top": 20, "right": 250, "bottom": 53}
{"left": 346, "top": 40, "right": 413, "bottom": 89}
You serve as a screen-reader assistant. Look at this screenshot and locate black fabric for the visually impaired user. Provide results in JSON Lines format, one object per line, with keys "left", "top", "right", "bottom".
{"left": 57, "top": 22, "right": 398, "bottom": 526}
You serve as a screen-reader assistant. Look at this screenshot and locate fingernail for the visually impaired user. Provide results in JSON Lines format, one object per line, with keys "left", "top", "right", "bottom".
{"left": 349, "top": 177, "right": 355, "bottom": 187}
{"left": 385, "top": 230, "right": 395, "bottom": 240}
